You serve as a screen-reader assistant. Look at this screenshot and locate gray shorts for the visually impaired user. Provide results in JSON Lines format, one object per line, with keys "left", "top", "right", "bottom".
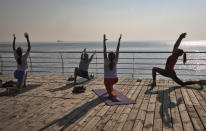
{"left": 78, "top": 70, "right": 89, "bottom": 78}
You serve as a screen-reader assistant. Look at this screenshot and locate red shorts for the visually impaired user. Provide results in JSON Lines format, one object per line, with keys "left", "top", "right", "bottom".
{"left": 104, "top": 78, "right": 118, "bottom": 97}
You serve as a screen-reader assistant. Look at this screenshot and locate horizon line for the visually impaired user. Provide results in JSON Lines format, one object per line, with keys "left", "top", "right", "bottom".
{"left": 0, "top": 40, "right": 206, "bottom": 43}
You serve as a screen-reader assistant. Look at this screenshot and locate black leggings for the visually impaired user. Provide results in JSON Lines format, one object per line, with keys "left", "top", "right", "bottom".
{"left": 152, "top": 67, "right": 197, "bottom": 86}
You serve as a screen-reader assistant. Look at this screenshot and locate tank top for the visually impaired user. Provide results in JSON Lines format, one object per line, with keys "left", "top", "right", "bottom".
{"left": 165, "top": 53, "right": 178, "bottom": 71}
{"left": 14, "top": 51, "right": 29, "bottom": 71}
{"left": 104, "top": 58, "right": 118, "bottom": 78}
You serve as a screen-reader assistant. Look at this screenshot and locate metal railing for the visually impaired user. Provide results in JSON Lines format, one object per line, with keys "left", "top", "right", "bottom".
{"left": 0, "top": 51, "right": 206, "bottom": 79}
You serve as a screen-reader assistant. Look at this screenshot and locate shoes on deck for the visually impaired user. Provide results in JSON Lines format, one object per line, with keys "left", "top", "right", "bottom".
{"left": 0, "top": 80, "right": 2, "bottom": 88}
{"left": 89, "top": 74, "right": 94, "bottom": 79}
{"left": 72, "top": 86, "right": 86, "bottom": 93}
{"left": 68, "top": 76, "right": 75, "bottom": 81}
{"left": 136, "top": 79, "right": 142, "bottom": 82}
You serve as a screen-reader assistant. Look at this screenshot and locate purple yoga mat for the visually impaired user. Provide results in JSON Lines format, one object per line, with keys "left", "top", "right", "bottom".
{"left": 93, "top": 89, "right": 136, "bottom": 106}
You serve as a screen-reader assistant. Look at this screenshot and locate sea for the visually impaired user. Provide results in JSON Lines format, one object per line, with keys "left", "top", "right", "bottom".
{"left": 0, "top": 41, "right": 206, "bottom": 79}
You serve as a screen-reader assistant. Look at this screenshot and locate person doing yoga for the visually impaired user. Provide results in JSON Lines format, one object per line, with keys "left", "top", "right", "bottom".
{"left": 13, "top": 32, "right": 31, "bottom": 90}
{"left": 151, "top": 33, "right": 200, "bottom": 88}
{"left": 73, "top": 48, "right": 95, "bottom": 84}
{"left": 103, "top": 34, "right": 121, "bottom": 101}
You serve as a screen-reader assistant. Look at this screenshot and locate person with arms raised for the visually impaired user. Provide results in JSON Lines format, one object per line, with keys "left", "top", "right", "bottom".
{"left": 73, "top": 48, "right": 96, "bottom": 84}
{"left": 151, "top": 33, "right": 201, "bottom": 89}
{"left": 103, "top": 34, "right": 121, "bottom": 101}
{"left": 13, "top": 32, "right": 31, "bottom": 90}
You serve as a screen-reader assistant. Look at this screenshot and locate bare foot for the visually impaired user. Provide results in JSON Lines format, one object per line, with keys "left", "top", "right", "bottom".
{"left": 149, "top": 82, "right": 156, "bottom": 87}
{"left": 198, "top": 81, "right": 204, "bottom": 90}
{"left": 149, "top": 82, "right": 156, "bottom": 90}
{"left": 111, "top": 96, "right": 121, "bottom": 102}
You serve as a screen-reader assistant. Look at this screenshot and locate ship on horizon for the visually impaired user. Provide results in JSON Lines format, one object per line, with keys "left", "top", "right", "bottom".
{"left": 57, "top": 40, "right": 64, "bottom": 42}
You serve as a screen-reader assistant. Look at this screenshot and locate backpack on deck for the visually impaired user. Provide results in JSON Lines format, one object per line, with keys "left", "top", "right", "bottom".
{"left": 72, "top": 86, "right": 86, "bottom": 93}
{"left": 2, "top": 80, "right": 17, "bottom": 88}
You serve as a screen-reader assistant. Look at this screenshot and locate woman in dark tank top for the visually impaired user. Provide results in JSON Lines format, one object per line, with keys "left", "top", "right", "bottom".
{"left": 150, "top": 33, "right": 201, "bottom": 88}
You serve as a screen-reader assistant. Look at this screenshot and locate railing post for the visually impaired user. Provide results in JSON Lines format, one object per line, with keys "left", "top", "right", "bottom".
{"left": 132, "top": 53, "right": 134, "bottom": 78}
{"left": 29, "top": 54, "right": 32, "bottom": 75}
{"left": 96, "top": 53, "right": 98, "bottom": 78}
{"left": 0, "top": 55, "right": 3, "bottom": 75}
{"left": 60, "top": 53, "right": 64, "bottom": 75}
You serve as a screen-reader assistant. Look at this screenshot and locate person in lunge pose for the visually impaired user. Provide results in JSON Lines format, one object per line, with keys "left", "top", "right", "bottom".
{"left": 103, "top": 34, "right": 121, "bottom": 101}
{"left": 73, "top": 48, "right": 96, "bottom": 84}
{"left": 13, "top": 32, "right": 31, "bottom": 90}
{"left": 151, "top": 33, "right": 200, "bottom": 88}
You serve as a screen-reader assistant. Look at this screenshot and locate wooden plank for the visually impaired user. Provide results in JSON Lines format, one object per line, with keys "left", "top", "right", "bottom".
{"left": 187, "top": 88, "right": 206, "bottom": 129}
{"left": 1, "top": 75, "right": 206, "bottom": 131}
{"left": 196, "top": 88, "right": 206, "bottom": 111}
{"left": 63, "top": 81, "right": 106, "bottom": 130}
{"left": 10, "top": 76, "right": 93, "bottom": 131}
{"left": 79, "top": 78, "right": 129, "bottom": 131}
{"left": 91, "top": 78, "right": 131, "bottom": 131}
{"left": 40, "top": 95, "right": 97, "bottom": 131}
{"left": 192, "top": 89, "right": 206, "bottom": 111}
{"left": 0, "top": 96, "right": 50, "bottom": 128}
{"left": 70, "top": 100, "right": 105, "bottom": 131}
{"left": 0, "top": 79, "right": 53, "bottom": 121}
{"left": 181, "top": 88, "right": 204, "bottom": 130}
{"left": 4, "top": 98, "right": 68, "bottom": 131}
{"left": 119, "top": 81, "right": 145, "bottom": 131}
{"left": 103, "top": 79, "right": 138, "bottom": 131}
{"left": 153, "top": 83, "right": 163, "bottom": 131}
{"left": 0, "top": 95, "right": 35, "bottom": 119}
{"left": 131, "top": 79, "right": 152, "bottom": 131}
{"left": 37, "top": 78, "right": 100, "bottom": 131}
{"left": 175, "top": 85, "right": 194, "bottom": 131}
{"left": 169, "top": 82, "right": 184, "bottom": 131}
{"left": 162, "top": 80, "right": 172, "bottom": 131}
{"left": 142, "top": 79, "right": 159, "bottom": 131}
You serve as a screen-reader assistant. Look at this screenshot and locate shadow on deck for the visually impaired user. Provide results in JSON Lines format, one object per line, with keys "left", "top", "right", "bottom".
{"left": 0, "top": 74, "right": 205, "bottom": 131}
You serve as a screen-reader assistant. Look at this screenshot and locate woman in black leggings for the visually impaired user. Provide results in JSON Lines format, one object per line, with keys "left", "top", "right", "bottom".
{"left": 151, "top": 33, "right": 200, "bottom": 87}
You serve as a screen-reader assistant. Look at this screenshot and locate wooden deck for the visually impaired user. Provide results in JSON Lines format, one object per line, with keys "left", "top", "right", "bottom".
{"left": 0, "top": 75, "right": 206, "bottom": 131}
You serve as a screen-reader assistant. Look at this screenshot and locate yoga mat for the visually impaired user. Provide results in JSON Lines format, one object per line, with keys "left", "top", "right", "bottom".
{"left": 93, "top": 89, "right": 136, "bottom": 106}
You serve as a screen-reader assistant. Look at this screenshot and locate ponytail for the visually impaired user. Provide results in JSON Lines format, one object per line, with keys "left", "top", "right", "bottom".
{"left": 16, "top": 47, "right": 22, "bottom": 65}
{"left": 109, "top": 59, "right": 114, "bottom": 70}
{"left": 17, "top": 55, "right": 22, "bottom": 65}
{"left": 108, "top": 52, "right": 115, "bottom": 70}
{"left": 183, "top": 52, "right": 187, "bottom": 64}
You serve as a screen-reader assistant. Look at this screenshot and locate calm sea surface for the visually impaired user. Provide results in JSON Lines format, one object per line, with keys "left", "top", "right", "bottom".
{"left": 0, "top": 41, "right": 206, "bottom": 79}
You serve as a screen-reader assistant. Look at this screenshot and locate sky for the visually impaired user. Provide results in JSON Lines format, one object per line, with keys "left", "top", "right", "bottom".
{"left": 0, "top": 0, "right": 206, "bottom": 42}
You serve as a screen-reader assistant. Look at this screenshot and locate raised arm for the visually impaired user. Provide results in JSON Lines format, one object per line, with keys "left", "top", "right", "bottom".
{"left": 172, "top": 33, "right": 186, "bottom": 53}
{"left": 89, "top": 51, "right": 96, "bottom": 62}
{"left": 103, "top": 34, "right": 107, "bottom": 59}
{"left": 24, "top": 32, "right": 31, "bottom": 52}
{"left": 12, "top": 34, "right": 16, "bottom": 51}
{"left": 115, "top": 34, "right": 122, "bottom": 58}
